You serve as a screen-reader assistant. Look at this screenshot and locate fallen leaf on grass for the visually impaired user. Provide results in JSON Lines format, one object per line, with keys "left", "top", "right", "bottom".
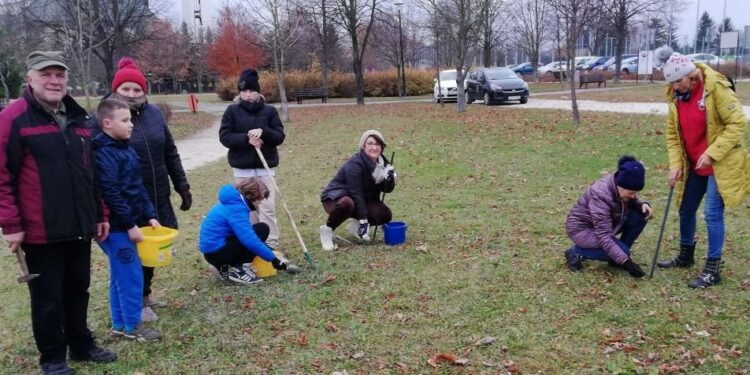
{"left": 297, "top": 335, "right": 308, "bottom": 346}
{"left": 694, "top": 330, "right": 710, "bottom": 337}
{"left": 351, "top": 351, "right": 365, "bottom": 359}
{"left": 502, "top": 359, "right": 520, "bottom": 373}
{"left": 427, "top": 353, "right": 468, "bottom": 367}
{"left": 472, "top": 336, "right": 498, "bottom": 347}
{"left": 394, "top": 362, "right": 409, "bottom": 371}
{"left": 322, "top": 275, "right": 337, "bottom": 284}
{"left": 658, "top": 363, "right": 685, "bottom": 373}
{"left": 325, "top": 321, "right": 339, "bottom": 332}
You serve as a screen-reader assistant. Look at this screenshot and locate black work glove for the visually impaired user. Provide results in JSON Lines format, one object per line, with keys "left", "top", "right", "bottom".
{"left": 623, "top": 259, "right": 645, "bottom": 278}
{"left": 178, "top": 185, "right": 192, "bottom": 211}
{"left": 271, "top": 257, "right": 288, "bottom": 271}
{"left": 358, "top": 220, "right": 370, "bottom": 238}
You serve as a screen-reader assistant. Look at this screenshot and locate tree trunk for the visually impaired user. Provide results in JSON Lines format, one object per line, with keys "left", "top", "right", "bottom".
{"left": 353, "top": 57, "right": 364, "bottom": 105}
{"left": 455, "top": 68, "right": 466, "bottom": 113}
{"left": 275, "top": 37, "right": 289, "bottom": 121}
{"left": 568, "top": 45, "right": 580, "bottom": 125}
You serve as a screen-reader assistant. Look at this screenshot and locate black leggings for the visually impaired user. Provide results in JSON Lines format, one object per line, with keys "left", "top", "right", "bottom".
{"left": 203, "top": 223, "right": 270, "bottom": 268}
{"left": 322, "top": 196, "right": 392, "bottom": 230}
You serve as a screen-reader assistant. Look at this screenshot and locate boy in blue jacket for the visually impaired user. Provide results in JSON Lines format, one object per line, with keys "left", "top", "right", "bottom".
{"left": 93, "top": 99, "right": 161, "bottom": 342}
{"left": 199, "top": 177, "right": 300, "bottom": 285}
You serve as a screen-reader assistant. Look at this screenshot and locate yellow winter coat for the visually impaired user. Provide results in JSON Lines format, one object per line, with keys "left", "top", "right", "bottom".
{"left": 665, "top": 62, "right": 750, "bottom": 208}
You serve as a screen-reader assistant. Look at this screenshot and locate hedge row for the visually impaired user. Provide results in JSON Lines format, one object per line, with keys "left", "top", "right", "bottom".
{"left": 217, "top": 68, "right": 435, "bottom": 102}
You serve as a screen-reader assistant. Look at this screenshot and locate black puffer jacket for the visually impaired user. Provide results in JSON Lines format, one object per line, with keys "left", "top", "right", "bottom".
{"left": 219, "top": 100, "right": 285, "bottom": 168}
{"left": 321, "top": 150, "right": 395, "bottom": 219}
{"left": 89, "top": 98, "right": 188, "bottom": 228}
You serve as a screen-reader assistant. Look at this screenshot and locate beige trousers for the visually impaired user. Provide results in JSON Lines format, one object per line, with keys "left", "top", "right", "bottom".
{"left": 236, "top": 175, "right": 279, "bottom": 248}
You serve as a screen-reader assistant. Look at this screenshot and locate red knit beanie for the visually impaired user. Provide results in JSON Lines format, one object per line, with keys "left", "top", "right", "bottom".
{"left": 111, "top": 57, "right": 147, "bottom": 91}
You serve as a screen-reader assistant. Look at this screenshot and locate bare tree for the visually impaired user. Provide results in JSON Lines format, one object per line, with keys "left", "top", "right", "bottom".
{"left": 422, "top": 0, "right": 479, "bottom": 112}
{"left": 513, "top": 0, "right": 548, "bottom": 81}
{"left": 372, "top": 9, "right": 404, "bottom": 96}
{"left": 24, "top": 0, "right": 170, "bottom": 83}
{"left": 331, "top": 0, "right": 379, "bottom": 105}
{"left": 250, "top": 0, "right": 304, "bottom": 121}
{"left": 546, "top": 0, "right": 604, "bottom": 124}
{"left": 478, "top": 0, "right": 506, "bottom": 67}
{"left": 302, "top": 0, "right": 339, "bottom": 94}
{"left": 0, "top": 3, "right": 27, "bottom": 100}
{"left": 601, "top": 0, "right": 662, "bottom": 82}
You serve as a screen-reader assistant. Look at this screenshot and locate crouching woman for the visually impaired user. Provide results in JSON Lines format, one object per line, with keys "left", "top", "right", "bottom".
{"left": 199, "top": 178, "right": 299, "bottom": 285}
{"left": 564, "top": 156, "right": 653, "bottom": 277}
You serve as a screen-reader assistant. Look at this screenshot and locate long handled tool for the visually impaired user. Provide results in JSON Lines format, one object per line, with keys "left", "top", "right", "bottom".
{"left": 14, "top": 248, "right": 40, "bottom": 283}
{"left": 254, "top": 146, "right": 314, "bottom": 267}
{"left": 649, "top": 186, "right": 675, "bottom": 279}
{"left": 372, "top": 151, "right": 396, "bottom": 241}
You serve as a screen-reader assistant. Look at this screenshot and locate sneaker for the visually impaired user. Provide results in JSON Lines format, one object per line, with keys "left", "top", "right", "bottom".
{"left": 346, "top": 219, "right": 371, "bottom": 242}
{"left": 69, "top": 346, "right": 117, "bottom": 363}
{"left": 144, "top": 295, "right": 167, "bottom": 308}
{"left": 228, "top": 266, "right": 263, "bottom": 285}
{"left": 123, "top": 325, "right": 162, "bottom": 342}
{"left": 564, "top": 247, "right": 584, "bottom": 272}
{"left": 217, "top": 264, "right": 230, "bottom": 280}
{"left": 110, "top": 327, "right": 125, "bottom": 338}
{"left": 141, "top": 306, "right": 159, "bottom": 322}
{"left": 688, "top": 272, "right": 721, "bottom": 289}
{"left": 319, "top": 225, "right": 336, "bottom": 251}
{"left": 41, "top": 362, "right": 73, "bottom": 375}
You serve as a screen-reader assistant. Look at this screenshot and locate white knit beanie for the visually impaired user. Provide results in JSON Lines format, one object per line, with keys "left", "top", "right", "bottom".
{"left": 358, "top": 129, "right": 386, "bottom": 149}
{"left": 656, "top": 46, "right": 696, "bottom": 83}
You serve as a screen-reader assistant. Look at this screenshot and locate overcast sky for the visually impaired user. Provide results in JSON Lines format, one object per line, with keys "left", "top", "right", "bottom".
{"left": 678, "top": 0, "right": 750, "bottom": 42}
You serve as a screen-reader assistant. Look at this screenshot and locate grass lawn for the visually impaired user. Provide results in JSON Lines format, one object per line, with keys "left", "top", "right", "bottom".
{"left": 2, "top": 103, "right": 750, "bottom": 373}
{"left": 169, "top": 111, "right": 218, "bottom": 140}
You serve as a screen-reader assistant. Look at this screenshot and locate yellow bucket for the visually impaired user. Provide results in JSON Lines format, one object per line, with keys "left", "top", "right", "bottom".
{"left": 251, "top": 257, "right": 277, "bottom": 278}
{"left": 136, "top": 226, "right": 178, "bottom": 267}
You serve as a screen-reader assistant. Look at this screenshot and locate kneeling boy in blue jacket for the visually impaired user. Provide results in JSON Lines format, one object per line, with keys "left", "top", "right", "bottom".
{"left": 199, "top": 177, "right": 300, "bottom": 285}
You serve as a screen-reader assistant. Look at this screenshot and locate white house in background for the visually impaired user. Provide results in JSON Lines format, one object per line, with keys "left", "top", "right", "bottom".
{"left": 181, "top": 0, "right": 217, "bottom": 28}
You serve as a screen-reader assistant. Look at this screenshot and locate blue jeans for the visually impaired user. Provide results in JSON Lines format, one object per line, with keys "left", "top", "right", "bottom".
{"left": 571, "top": 209, "right": 647, "bottom": 262}
{"left": 679, "top": 171, "right": 724, "bottom": 258}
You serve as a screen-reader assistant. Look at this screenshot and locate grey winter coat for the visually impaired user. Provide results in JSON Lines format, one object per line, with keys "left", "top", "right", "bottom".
{"left": 565, "top": 175, "right": 647, "bottom": 264}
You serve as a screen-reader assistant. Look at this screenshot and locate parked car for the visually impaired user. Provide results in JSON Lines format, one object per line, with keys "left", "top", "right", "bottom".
{"left": 573, "top": 56, "right": 596, "bottom": 70}
{"left": 538, "top": 60, "right": 568, "bottom": 74}
{"left": 686, "top": 53, "right": 724, "bottom": 65}
{"left": 594, "top": 54, "right": 637, "bottom": 71}
{"left": 512, "top": 62, "right": 538, "bottom": 75}
{"left": 577, "top": 56, "right": 609, "bottom": 70}
{"left": 608, "top": 56, "right": 638, "bottom": 74}
{"left": 465, "top": 67, "right": 529, "bottom": 105}
{"left": 433, "top": 69, "right": 461, "bottom": 103}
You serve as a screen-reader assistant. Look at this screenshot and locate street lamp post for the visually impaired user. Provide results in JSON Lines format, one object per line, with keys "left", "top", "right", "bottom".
{"left": 395, "top": 1, "right": 405, "bottom": 99}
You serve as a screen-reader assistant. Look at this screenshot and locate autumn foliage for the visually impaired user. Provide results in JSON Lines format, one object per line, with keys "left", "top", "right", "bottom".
{"left": 207, "top": 7, "right": 265, "bottom": 79}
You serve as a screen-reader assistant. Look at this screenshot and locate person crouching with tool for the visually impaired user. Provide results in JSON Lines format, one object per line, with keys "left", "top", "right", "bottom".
{"left": 563, "top": 156, "right": 653, "bottom": 277}
{"left": 319, "top": 130, "right": 396, "bottom": 251}
{"left": 199, "top": 177, "right": 300, "bottom": 285}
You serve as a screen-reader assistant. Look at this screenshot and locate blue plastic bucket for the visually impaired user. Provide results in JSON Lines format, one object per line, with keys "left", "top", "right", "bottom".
{"left": 383, "top": 221, "right": 407, "bottom": 246}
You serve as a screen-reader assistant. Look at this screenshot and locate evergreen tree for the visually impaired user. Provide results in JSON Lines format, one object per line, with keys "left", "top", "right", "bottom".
{"left": 694, "top": 11, "right": 714, "bottom": 53}
{"left": 648, "top": 17, "right": 668, "bottom": 49}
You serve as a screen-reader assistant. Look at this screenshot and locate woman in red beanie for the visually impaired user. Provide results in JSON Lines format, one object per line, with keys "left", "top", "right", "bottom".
{"left": 89, "top": 57, "right": 192, "bottom": 322}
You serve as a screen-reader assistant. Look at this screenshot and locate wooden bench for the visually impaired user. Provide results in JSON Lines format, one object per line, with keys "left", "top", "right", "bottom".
{"left": 295, "top": 88, "right": 328, "bottom": 104}
{"left": 578, "top": 74, "right": 607, "bottom": 89}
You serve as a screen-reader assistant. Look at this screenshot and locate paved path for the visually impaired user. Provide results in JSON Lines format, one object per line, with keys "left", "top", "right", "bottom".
{"left": 174, "top": 92, "right": 750, "bottom": 171}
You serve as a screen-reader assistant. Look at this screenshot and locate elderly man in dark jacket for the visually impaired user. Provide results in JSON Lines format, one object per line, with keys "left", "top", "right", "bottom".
{"left": 564, "top": 156, "right": 653, "bottom": 277}
{"left": 0, "top": 50, "right": 116, "bottom": 375}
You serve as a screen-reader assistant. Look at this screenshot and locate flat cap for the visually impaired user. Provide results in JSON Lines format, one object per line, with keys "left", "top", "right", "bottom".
{"left": 26, "top": 50, "right": 69, "bottom": 71}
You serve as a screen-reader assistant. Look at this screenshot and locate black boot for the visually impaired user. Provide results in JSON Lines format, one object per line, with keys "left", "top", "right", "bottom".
{"left": 688, "top": 257, "right": 722, "bottom": 289}
{"left": 564, "top": 247, "right": 583, "bottom": 272}
{"left": 657, "top": 244, "right": 695, "bottom": 268}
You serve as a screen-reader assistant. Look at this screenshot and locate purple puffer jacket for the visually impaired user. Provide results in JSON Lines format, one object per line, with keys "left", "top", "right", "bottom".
{"left": 565, "top": 175, "right": 644, "bottom": 264}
